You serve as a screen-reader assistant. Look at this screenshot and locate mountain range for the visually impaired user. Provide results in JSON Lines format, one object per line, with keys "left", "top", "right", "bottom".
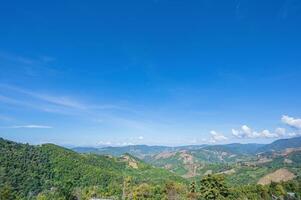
{"left": 73, "top": 137, "right": 301, "bottom": 181}
{"left": 73, "top": 137, "right": 301, "bottom": 157}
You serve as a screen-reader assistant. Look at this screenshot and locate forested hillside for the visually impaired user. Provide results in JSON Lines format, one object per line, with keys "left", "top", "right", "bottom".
{"left": 0, "top": 138, "right": 185, "bottom": 199}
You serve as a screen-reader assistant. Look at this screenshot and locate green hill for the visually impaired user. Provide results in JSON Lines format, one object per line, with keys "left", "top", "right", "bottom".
{"left": 257, "top": 136, "right": 301, "bottom": 153}
{"left": 0, "top": 138, "right": 185, "bottom": 199}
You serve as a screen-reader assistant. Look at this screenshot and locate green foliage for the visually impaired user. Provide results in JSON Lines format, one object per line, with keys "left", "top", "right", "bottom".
{"left": 0, "top": 184, "right": 16, "bottom": 200}
{"left": 0, "top": 138, "right": 52, "bottom": 198}
{"left": 269, "top": 182, "right": 286, "bottom": 197}
{"left": 198, "top": 174, "right": 230, "bottom": 200}
{"left": 163, "top": 181, "right": 187, "bottom": 200}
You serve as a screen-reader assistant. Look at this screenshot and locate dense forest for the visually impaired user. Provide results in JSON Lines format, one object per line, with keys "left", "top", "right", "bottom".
{"left": 1, "top": 138, "right": 301, "bottom": 200}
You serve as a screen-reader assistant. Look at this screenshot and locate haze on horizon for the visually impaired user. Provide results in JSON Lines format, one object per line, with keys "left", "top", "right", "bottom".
{"left": 1, "top": 0, "right": 301, "bottom": 147}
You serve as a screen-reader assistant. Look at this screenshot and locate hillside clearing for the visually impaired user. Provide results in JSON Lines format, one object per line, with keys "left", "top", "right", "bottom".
{"left": 257, "top": 168, "right": 296, "bottom": 185}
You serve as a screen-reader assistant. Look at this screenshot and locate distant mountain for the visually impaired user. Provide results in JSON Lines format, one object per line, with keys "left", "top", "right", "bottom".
{"left": 257, "top": 136, "right": 301, "bottom": 153}
{"left": 74, "top": 145, "right": 172, "bottom": 158}
{"left": 73, "top": 137, "right": 301, "bottom": 159}
{"left": 72, "top": 146, "right": 100, "bottom": 153}
{"left": 203, "top": 143, "right": 265, "bottom": 155}
{"left": 73, "top": 144, "right": 206, "bottom": 159}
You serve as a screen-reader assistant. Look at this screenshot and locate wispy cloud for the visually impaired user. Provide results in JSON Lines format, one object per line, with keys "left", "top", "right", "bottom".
{"left": 0, "top": 94, "right": 75, "bottom": 115}
{"left": 0, "top": 52, "right": 59, "bottom": 77}
{"left": 34, "top": 95, "right": 86, "bottom": 109}
{"left": 3, "top": 124, "right": 53, "bottom": 129}
{"left": 0, "top": 84, "right": 133, "bottom": 118}
{"left": 0, "top": 94, "right": 29, "bottom": 106}
{"left": 0, "top": 52, "right": 37, "bottom": 65}
{"left": 0, "top": 84, "right": 86, "bottom": 109}
{"left": 0, "top": 84, "right": 150, "bottom": 133}
{"left": 0, "top": 114, "right": 13, "bottom": 121}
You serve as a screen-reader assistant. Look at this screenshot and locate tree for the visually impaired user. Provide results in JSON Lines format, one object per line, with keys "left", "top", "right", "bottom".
{"left": 122, "top": 176, "right": 133, "bottom": 200}
{"left": 258, "top": 185, "right": 270, "bottom": 200}
{"left": 188, "top": 181, "right": 197, "bottom": 200}
{"left": 132, "top": 183, "right": 152, "bottom": 200}
{"left": 198, "top": 174, "right": 230, "bottom": 200}
{"left": 0, "top": 184, "right": 15, "bottom": 200}
{"left": 164, "top": 181, "right": 186, "bottom": 200}
{"left": 270, "top": 182, "right": 286, "bottom": 197}
{"left": 275, "top": 184, "right": 286, "bottom": 197}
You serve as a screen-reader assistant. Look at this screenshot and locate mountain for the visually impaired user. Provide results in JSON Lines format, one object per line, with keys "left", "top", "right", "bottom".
{"left": 72, "top": 142, "right": 270, "bottom": 160}
{"left": 203, "top": 143, "right": 265, "bottom": 155}
{"left": 72, "top": 137, "right": 301, "bottom": 180}
{"left": 257, "top": 136, "right": 301, "bottom": 153}
{"left": 71, "top": 146, "right": 100, "bottom": 153}
{"left": 73, "top": 137, "right": 301, "bottom": 159}
{"left": 146, "top": 147, "right": 255, "bottom": 178}
{"left": 86, "top": 145, "right": 173, "bottom": 158}
{"left": 0, "top": 138, "right": 184, "bottom": 199}
{"left": 73, "top": 144, "right": 206, "bottom": 159}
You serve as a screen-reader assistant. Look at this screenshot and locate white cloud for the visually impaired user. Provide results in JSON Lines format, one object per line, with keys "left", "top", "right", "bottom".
{"left": 232, "top": 115, "right": 301, "bottom": 139}
{"left": 232, "top": 125, "right": 283, "bottom": 139}
{"left": 138, "top": 136, "right": 144, "bottom": 140}
{"left": 231, "top": 128, "right": 241, "bottom": 138}
{"left": 112, "top": 142, "right": 134, "bottom": 146}
{"left": 232, "top": 125, "right": 255, "bottom": 138}
{"left": 209, "top": 130, "right": 228, "bottom": 143}
{"left": 232, "top": 125, "right": 250, "bottom": 138}
{"left": 260, "top": 130, "right": 278, "bottom": 138}
{"left": 97, "top": 141, "right": 112, "bottom": 146}
{"left": 5, "top": 125, "right": 52, "bottom": 129}
{"left": 281, "top": 115, "right": 301, "bottom": 129}
{"left": 275, "top": 127, "right": 286, "bottom": 137}
{"left": 241, "top": 125, "right": 252, "bottom": 136}
{"left": 288, "top": 132, "right": 298, "bottom": 137}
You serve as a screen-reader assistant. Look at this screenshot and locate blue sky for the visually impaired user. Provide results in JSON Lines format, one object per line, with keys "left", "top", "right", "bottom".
{"left": 0, "top": 0, "right": 301, "bottom": 146}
